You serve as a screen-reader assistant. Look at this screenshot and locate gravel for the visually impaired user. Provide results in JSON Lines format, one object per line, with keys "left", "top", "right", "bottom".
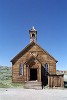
{"left": 0, "top": 88, "right": 67, "bottom": 100}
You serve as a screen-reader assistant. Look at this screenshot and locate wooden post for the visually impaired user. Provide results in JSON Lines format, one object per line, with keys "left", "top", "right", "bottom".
{"left": 24, "top": 64, "right": 26, "bottom": 81}
{"left": 51, "top": 76, "right": 53, "bottom": 87}
{"left": 48, "top": 76, "right": 50, "bottom": 87}
{"left": 38, "top": 64, "right": 41, "bottom": 82}
{"left": 27, "top": 67, "right": 29, "bottom": 81}
{"left": 61, "top": 76, "right": 64, "bottom": 87}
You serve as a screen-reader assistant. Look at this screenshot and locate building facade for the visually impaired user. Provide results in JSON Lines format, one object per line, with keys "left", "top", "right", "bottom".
{"left": 11, "top": 27, "right": 64, "bottom": 88}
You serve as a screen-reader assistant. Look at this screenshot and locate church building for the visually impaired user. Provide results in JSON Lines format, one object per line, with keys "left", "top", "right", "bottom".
{"left": 11, "top": 27, "right": 64, "bottom": 88}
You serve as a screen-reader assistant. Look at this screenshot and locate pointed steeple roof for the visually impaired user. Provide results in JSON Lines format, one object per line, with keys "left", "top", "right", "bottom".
{"left": 30, "top": 26, "right": 37, "bottom": 31}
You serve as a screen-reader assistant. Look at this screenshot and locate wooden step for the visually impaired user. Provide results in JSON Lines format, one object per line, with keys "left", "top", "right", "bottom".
{"left": 24, "top": 81, "right": 42, "bottom": 89}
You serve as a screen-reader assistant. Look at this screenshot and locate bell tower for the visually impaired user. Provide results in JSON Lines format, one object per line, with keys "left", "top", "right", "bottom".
{"left": 29, "top": 26, "right": 37, "bottom": 43}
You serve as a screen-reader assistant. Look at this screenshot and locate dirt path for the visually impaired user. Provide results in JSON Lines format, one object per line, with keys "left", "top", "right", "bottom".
{"left": 0, "top": 88, "right": 67, "bottom": 100}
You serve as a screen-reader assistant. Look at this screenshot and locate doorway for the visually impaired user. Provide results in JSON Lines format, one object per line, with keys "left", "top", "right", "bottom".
{"left": 30, "top": 69, "right": 37, "bottom": 81}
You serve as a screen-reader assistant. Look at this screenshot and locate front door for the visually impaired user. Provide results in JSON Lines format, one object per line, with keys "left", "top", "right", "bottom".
{"left": 30, "top": 69, "right": 37, "bottom": 81}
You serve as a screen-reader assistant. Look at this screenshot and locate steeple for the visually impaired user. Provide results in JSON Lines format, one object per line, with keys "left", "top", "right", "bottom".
{"left": 29, "top": 26, "right": 37, "bottom": 43}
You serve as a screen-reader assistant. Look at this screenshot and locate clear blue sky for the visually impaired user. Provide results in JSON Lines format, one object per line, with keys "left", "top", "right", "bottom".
{"left": 0, "top": 0, "right": 67, "bottom": 70}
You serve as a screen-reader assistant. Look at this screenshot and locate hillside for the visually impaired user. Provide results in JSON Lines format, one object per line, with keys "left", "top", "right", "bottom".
{"left": 0, "top": 66, "right": 24, "bottom": 88}
{"left": 0, "top": 66, "right": 12, "bottom": 80}
{"left": 56, "top": 70, "right": 67, "bottom": 75}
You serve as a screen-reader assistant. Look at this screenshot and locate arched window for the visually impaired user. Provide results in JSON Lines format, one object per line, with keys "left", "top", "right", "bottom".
{"left": 45, "top": 63, "right": 48, "bottom": 75}
{"left": 45, "top": 63, "right": 48, "bottom": 72}
{"left": 19, "top": 63, "right": 23, "bottom": 75}
{"left": 32, "top": 34, "right": 35, "bottom": 37}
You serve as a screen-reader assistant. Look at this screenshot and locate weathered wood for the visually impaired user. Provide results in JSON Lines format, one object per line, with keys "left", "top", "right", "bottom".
{"left": 48, "top": 74, "right": 64, "bottom": 87}
{"left": 11, "top": 37, "right": 64, "bottom": 87}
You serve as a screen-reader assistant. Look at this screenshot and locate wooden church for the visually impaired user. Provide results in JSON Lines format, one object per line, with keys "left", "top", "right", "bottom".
{"left": 11, "top": 27, "right": 64, "bottom": 88}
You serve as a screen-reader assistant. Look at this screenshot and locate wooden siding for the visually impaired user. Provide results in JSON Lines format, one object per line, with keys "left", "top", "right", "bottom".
{"left": 12, "top": 44, "right": 57, "bottom": 83}
{"left": 11, "top": 42, "right": 64, "bottom": 87}
{"left": 48, "top": 75, "right": 64, "bottom": 87}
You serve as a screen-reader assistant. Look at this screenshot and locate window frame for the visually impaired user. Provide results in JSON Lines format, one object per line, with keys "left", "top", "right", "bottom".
{"left": 19, "top": 63, "right": 23, "bottom": 76}
{"left": 45, "top": 63, "right": 48, "bottom": 72}
{"left": 32, "top": 34, "right": 35, "bottom": 37}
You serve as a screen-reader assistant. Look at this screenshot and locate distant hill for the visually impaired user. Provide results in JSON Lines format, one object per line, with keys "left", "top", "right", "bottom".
{"left": 56, "top": 70, "right": 67, "bottom": 75}
{"left": 0, "top": 66, "right": 12, "bottom": 80}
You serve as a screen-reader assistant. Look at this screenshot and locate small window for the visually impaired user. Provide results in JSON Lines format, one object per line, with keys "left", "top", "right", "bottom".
{"left": 19, "top": 63, "right": 23, "bottom": 75}
{"left": 32, "top": 34, "right": 35, "bottom": 37}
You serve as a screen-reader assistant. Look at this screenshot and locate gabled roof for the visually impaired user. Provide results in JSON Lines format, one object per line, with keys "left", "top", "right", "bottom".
{"left": 10, "top": 41, "right": 35, "bottom": 62}
{"left": 24, "top": 55, "right": 42, "bottom": 65}
{"left": 10, "top": 41, "right": 58, "bottom": 63}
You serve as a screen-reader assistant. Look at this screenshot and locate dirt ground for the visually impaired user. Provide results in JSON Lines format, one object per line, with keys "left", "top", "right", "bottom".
{"left": 0, "top": 88, "right": 67, "bottom": 100}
